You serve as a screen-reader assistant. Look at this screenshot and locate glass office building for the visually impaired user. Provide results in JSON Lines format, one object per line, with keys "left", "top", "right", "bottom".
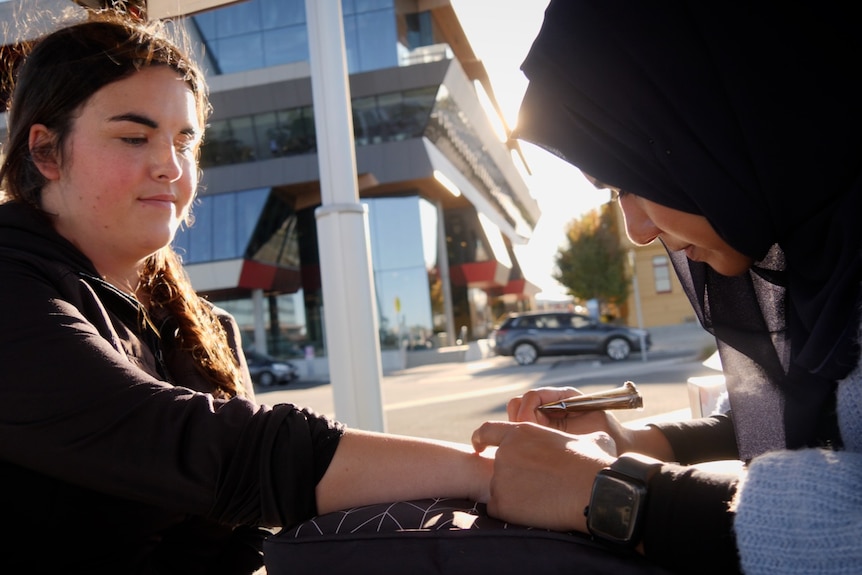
{"left": 0, "top": 0, "right": 541, "bottom": 366}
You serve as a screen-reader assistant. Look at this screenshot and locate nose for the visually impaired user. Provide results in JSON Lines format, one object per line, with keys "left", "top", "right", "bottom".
{"left": 618, "top": 195, "right": 660, "bottom": 245}
{"left": 152, "top": 140, "right": 183, "bottom": 182}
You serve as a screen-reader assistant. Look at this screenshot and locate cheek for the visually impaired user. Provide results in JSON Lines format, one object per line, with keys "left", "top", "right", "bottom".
{"left": 179, "top": 158, "right": 198, "bottom": 198}
{"left": 177, "top": 162, "right": 198, "bottom": 221}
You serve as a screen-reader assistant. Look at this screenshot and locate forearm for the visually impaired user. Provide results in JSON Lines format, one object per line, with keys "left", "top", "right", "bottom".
{"left": 314, "top": 429, "right": 492, "bottom": 514}
{"left": 643, "top": 463, "right": 742, "bottom": 573}
{"left": 617, "top": 423, "right": 676, "bottom": 461}
{"left": 651, "top": 413, "right": 739, "bottom": 464}
{"left": 615, "top": 414, "right": 738, "bottom": 466}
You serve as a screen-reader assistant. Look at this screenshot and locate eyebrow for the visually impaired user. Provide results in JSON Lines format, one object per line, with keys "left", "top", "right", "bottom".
{"left": 108, "top": 113, "right": 199, "bottom": 138}
{"left": 109, "top": 113, "right": 158, "bottom": 129}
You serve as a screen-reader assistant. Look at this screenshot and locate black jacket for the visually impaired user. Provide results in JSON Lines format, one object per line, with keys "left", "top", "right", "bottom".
{"left": 0, "top": 201, "right": 343, "bottom": 574}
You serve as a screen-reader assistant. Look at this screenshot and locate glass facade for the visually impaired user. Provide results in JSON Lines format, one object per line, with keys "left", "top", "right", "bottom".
{"left": 217, "top": 292, "right": 308, "bottom": 358}
{"left": 192, "top": 0, "right": 397, "bottom": 75}
{"left": 365, "top": 196, "right": 438, "bottom": 349}
{"left": 196, "top": 83, "right": 528, "bottom": 243}
{"left": 199, "top": 88, "right": 436, "bottom": 168}
{"left": 175, "top": 191, "right": 441, "bottom": 354}
{"left": 173, "top": 187, "right": 276, "bottom": 264}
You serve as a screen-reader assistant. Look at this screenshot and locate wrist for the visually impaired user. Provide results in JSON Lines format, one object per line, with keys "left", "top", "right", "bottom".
{"left": 571, "top": 458, "right": 610, "bottom": 533}
{"left": 618, "top": 426, "right": 675, "bottom": 461}
{"left": 613, "top": 424, "right": 638, "bottom": 454}
{"left": 470, "top": 451, "right": 495, "bottom": 503}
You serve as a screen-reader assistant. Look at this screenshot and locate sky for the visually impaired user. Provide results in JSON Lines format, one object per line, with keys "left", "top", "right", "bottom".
{"left": 450, "top": 1, "right": 609, "bottom": 300}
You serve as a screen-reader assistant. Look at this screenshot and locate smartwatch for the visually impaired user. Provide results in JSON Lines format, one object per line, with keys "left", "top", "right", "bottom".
{"left": 585, "top": 453, "right": 663, "bottom": 548}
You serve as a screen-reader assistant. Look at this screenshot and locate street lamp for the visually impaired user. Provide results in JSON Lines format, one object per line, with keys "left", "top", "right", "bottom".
{"left": 628, "top": 249, "right": 647, "bottom": 362}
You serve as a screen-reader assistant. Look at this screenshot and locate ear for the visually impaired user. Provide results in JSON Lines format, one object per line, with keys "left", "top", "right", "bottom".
{"left": 28, "top": 124, "right": 61, "bottom": 181}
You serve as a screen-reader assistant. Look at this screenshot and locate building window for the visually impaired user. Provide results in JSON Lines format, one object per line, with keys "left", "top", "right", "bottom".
{"left": 364, "top": 196, "right": 435, "bottom": 349}
{"left": 194, "top": 0, "right": 397, "bottom": 76}
{"left": 652, "top": 255, "right": 672, "bottom": 293}
{"left": 262, "top": 25, "right": 309, "bottom": 68}
{"left": 345, "top": 5, "right": 398, "bottom": 72}
{"left": 173, "top": 188, "right": 272, "bottom": 264}
{"left": 199, "top": 88, "right": 434, "bottom": 168}
{"left": 404, "top": 11, "right": 435, "bottom": 50}
{"left": 215, "top": 32, "right": 265, "bottom": 74}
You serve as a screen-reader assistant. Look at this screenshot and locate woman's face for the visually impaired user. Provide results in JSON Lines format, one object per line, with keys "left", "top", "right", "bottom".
{"left": 33, "top": 66, "right": 201, "bottom": 272}
{"left": 618, "top": 192, "right": 753, "bottom": 276}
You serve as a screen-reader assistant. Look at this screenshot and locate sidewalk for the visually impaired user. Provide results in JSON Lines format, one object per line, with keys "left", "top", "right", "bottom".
{"left": 645, "top": 321, "right": 715, "bottom": 357}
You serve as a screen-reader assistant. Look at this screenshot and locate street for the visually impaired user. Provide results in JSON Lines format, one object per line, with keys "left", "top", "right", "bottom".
{"left": 254, "top": 351, "right": 718, "bottom": 444}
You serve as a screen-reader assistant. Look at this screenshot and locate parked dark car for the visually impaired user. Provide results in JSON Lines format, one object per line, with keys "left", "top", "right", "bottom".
{"left": 244, "top": 349, "right": 300, "bottom": 387}
{"left": 489, "top": 311, "right": 651, "bottom": 365}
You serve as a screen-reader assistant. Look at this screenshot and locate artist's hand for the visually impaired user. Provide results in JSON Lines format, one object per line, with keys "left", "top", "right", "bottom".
{"left": 507, "top": 387, "right": 633, "bottom": 451}
{"left": 472, "top": 421, "right": 615, "bottom": 533}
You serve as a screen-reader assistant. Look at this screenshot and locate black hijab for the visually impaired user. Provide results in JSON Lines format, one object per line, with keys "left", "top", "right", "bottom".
{"left": 515, "top": 0, "right": 862, "bottom": 458}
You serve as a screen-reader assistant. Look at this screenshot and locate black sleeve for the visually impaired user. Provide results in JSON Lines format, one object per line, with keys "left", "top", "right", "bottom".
{"left": 211, "top": 402, "right": 345, "bottom": 528}
{"left": 0, "top": 253, "right": 345, "bottom": 529}
{"left": 651, "top": 413, "right": 739, "bottom": 464}
{"left": 643, "top": 464, "right": 741, "bottom": 574}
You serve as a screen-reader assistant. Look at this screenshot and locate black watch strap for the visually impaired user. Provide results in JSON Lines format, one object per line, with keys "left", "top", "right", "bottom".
{"left": 611, "top": 452, "right": 663, "bottom": 482}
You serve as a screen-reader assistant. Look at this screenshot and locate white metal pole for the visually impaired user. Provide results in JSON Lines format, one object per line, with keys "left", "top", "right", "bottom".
{"left": 436, "top": 201, "right": 456, "bottom": 346}
{"left": 305, "top": 0, "right": 386, "bottom": 430}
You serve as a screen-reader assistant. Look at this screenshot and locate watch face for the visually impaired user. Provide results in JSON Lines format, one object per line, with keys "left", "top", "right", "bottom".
{"left": 588, "top": 474, "right": 644, "bottom": 544}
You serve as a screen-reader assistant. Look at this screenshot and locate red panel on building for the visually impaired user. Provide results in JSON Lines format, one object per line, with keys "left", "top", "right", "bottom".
{"left": 239, "top": 260, "right": 302, "bottom": 293}
{"left": 449, "top": 261, "right": 510, "bottom": 289}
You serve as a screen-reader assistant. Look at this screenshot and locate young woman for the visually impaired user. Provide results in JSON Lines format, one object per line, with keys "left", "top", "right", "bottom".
{"left": 0, "top": 13, "right": 490, "bottom": 574}
{"left": 472, "top": 1, "right": 862, "bottom": 574}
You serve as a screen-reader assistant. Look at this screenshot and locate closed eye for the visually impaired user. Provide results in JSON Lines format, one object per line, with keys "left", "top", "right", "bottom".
{"left": 175, "top": 138, "right": 198, "bottom": 154}
{"left": 609, "top": 188, "right": 629, "bottom": 201}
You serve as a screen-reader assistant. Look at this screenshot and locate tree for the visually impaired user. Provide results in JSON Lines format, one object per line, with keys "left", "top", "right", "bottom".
{"left": 553, "top": 203, "right": 629, "bottom": 319}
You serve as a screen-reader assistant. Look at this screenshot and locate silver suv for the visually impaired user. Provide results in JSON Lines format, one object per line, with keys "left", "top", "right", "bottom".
{"left": 489, "top": 311, "right": 651, "bottom": 365}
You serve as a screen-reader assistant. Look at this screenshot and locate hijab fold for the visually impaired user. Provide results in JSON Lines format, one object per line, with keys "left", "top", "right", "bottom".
{"left": 516, "top": 0, "right": 862, "bottom": 458}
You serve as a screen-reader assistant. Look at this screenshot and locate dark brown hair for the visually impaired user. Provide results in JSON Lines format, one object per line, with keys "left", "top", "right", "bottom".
{"left": 0, "top": 13, "right": 245, "bottom": 398}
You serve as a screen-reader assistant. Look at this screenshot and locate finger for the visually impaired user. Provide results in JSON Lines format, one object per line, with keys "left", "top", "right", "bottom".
{"left": 512, "top": 390, "right": 547, "bottom": 422}
{"left": 506, "top": 396, "right": 523, "bottom": 422}
{"left": 514, "top": 388, "right": 577, "bottom": 423}
{"left": 471, "top": 421, "right": 513, "bottom": 452}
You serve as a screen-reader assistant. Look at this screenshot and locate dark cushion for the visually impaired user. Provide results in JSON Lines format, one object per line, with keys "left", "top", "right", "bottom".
{"left": 264, "top": 498, "right": 673, "bottom": 574}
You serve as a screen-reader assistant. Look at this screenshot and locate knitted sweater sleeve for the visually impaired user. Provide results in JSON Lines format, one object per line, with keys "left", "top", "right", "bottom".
{"left": 732, "top": 448, "right": 862, "bottom": 575}
{"left": 733, "top": 366, "right": 862, "bottom": 574}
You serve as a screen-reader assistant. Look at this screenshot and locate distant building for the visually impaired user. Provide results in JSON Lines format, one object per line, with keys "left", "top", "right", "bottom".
{"left": 0, "top": 0, "right": 542, "bottom": 368}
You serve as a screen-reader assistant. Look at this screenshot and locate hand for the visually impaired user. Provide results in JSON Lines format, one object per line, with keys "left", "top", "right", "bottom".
{"left": 507, "top": 386, "right": 579, "bottom": 426}
{"left": 507, "top": 387, "right": 633, "bottom": 451}
{"left": 471, "top": 421, "right": 616, "bottom": 533}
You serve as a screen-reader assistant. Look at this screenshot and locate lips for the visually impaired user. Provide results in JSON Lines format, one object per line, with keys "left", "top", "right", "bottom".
{"left": 664, "top": 241, "right": 698, "bottom": 261}
{"left": 139, "top": 195, "right": 176, "bottom": 209}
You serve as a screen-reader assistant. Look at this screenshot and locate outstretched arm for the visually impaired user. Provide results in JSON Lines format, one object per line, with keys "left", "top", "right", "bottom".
{"left": 315, "top": 429, "right": 493, "bottom": 514}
